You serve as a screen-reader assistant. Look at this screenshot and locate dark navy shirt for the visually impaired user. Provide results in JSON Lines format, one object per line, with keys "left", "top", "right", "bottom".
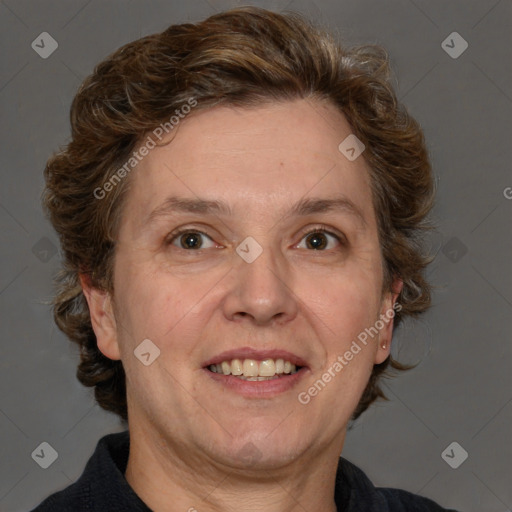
{"left": 31, "top": 430, "right": 458, "bottom": 511}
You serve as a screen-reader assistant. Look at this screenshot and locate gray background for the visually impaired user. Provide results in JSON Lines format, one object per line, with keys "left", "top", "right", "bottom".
{"left": 0, "top": 0, "right": 510, "bottom": 511}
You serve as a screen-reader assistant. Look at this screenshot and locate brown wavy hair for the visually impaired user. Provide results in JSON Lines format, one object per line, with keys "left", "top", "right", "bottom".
{"left": 42, "top": 6, "right": 434, "bottom": 423}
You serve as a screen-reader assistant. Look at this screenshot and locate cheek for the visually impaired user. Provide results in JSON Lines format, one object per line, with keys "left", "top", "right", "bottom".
{"left": 115, "top": 264, "right": 218, "bottom": 353}
{"left": 299, "top": 268, "right": 381, "bottom": 342}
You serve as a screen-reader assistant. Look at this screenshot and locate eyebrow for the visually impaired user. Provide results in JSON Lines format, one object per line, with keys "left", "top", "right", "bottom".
{"left": 146, "top": 195, "right": 367, "bottom": 227}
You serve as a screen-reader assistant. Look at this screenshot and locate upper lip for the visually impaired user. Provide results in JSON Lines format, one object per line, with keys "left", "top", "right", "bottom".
{"left": 202, "top": 347, "right": 309, "bottom": 369}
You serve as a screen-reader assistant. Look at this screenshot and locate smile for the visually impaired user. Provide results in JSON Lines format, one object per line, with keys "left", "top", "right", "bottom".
{"left": 208, "top": 358, "right": 300, "bottom": 380}
{"left": 203, "top": 348, "right": 309, "bottom": 397}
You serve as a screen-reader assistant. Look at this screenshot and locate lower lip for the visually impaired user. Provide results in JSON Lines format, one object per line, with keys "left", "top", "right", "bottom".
{"left": 203, "top": 368, "right": 309, "bottom": 398}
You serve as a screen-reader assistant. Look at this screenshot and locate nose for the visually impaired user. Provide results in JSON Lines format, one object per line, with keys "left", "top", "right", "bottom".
{"left": 221, "top": 241, "right": 299, "bottom": 327}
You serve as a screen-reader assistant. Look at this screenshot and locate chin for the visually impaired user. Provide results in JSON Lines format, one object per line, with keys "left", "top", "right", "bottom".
{"left": 214, "top": 430, "right": 306, "bottom": 469}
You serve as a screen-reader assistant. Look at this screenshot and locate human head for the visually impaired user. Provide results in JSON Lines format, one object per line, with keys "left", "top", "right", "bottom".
{"left": 43, "top": 6, "right": 433, "bottom": 425}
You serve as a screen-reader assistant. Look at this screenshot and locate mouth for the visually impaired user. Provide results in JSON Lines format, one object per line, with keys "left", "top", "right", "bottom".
{"left": 202, "top": 348, "right": 309, "bottom": 397}
{"left": 207, "top": 358, "right": 303, "bottom": 380}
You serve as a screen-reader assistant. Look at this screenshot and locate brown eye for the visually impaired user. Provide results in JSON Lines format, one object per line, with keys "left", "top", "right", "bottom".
{"left": 305, "top": 232, "right": 328, "bottom": 250}
{"left": 180, "top": 232, "right": 202, "bottom": 249}
{"left": 297, "top": 228, "right": 344, "bottom": 251}
{"left": 168, "top": 230, "right": 215, "bottom": 250}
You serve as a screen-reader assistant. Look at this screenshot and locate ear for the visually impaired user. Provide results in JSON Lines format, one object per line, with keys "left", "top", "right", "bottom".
{"left": 374, "top": 276, "right": 403, "bottom": 365}
{"left": 79, "top": 273, "right": 121, "bottom": 360}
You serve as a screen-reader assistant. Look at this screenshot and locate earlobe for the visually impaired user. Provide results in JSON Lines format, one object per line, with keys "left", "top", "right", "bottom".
{"left": 79, "top": 273, "right": 121, "bottom": 361}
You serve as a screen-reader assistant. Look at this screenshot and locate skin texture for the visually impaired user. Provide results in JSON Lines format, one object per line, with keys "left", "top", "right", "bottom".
{"left": 81, "top": 99, "right": 402, "bottom": 512}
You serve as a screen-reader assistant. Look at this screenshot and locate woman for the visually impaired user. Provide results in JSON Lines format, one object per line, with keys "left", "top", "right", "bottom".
{"left": 33, "top": 7, "right": 457, "bottom": 511}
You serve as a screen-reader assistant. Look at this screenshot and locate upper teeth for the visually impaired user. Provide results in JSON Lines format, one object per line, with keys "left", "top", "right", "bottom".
{"left": 209, "top": 358, "right": 298, "bottom": 377}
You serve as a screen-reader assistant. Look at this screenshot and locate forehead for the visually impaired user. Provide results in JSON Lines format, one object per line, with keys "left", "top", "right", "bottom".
{"left": 120, "top": 99, "right": 376, "bottom": 231}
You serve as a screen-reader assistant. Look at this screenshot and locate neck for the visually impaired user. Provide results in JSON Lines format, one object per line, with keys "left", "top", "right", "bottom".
{"left": 124, "top": 421, "right": 344, "bottom": 512}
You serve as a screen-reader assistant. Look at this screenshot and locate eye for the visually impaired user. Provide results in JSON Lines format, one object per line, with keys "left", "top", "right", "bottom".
{"left": 167, "top": 229, "right": 217, "bottom": 250}
{"left": 296, "top": 226, "right": 344, "bottom": 251}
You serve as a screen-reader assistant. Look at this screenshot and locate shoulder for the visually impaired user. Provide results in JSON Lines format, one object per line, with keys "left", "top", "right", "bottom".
{"left": 29, "top": 479, "right": 89, "bottom": 512}
{"left": 377, "top": 486, "right": 459, "bottom": 511}
{"left": 336, "top": 457, "right": 459, "bottom": 512}
{"left": 29, "top": 430, "right": 145, "bottom": 512}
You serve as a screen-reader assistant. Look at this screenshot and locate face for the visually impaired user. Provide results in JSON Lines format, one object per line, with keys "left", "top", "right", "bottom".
{"left": 84, "top": 99, "right": 401, "bottom": 471}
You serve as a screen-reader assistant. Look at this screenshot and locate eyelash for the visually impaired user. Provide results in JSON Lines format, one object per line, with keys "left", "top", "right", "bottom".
{"left": 166, "top": 225, "right": 346, "bottom": 251}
